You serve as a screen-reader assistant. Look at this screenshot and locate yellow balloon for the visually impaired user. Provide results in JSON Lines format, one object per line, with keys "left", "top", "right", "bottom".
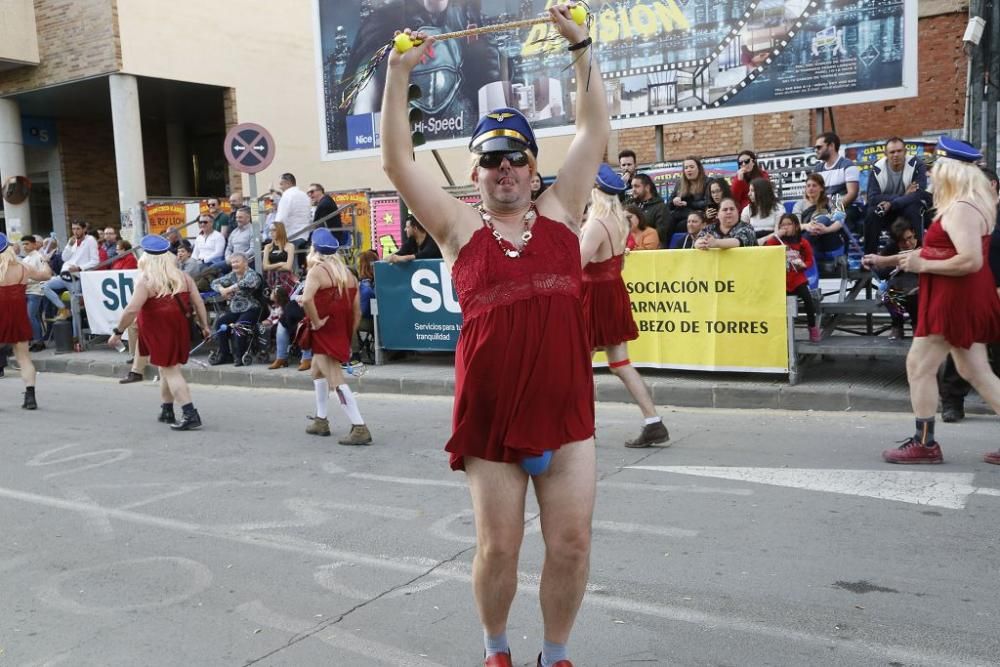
{"left": 393, "top": 33, "right": 414, "bottom": 53}
{"left": 569, "top": 4, "right": 587, "bottom": 25}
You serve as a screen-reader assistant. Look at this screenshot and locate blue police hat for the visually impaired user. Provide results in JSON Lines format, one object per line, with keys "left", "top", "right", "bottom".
{"left": 469, "top": 108, "right": 538, "bottom": 157}
{"left": 140, "top": 234, "right": 170, "bottom": 255}
{"left": 0, "top": 232, "right": 8, "bottom": 253}
{"left": 935, "top": 136, "right": 982, "bottom": 163}
{"left": 595, "top": 164, "right": 627, "bottom": 195}
{"left": 311, "top": 227, "right": 340, "bottom": 254}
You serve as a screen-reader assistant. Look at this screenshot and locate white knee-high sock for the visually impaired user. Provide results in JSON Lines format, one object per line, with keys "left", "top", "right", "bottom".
{"left": 336, "top": 384, "right": 364, "bottom": 425}
{"left": 314, "top": 379, "right": 329, "bottom": 419}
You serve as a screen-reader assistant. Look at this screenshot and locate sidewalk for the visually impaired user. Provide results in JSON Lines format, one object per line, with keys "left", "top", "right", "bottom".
{"left": 22, "top": 345, "right": 991, "bottom": 415}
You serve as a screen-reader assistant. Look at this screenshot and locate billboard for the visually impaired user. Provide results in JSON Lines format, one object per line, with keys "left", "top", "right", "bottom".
{"left": 315, "top": 0, "right": 917, "bottom": 159}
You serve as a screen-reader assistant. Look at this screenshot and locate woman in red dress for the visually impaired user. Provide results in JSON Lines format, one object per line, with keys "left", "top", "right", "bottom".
{"left": 0, "top": 232, "right": 53, "bottom": 409}
{"left": 863, "top": 138, "right": 1000, "bottom": 464}
{"left": 580, "top": 165, "right": 669, "bottom": 448}
{"left": 108, "top": 235, "right": 211, "bottom": 430}
{"left": 300, "top": 228, "right": 371, "bottom": 445}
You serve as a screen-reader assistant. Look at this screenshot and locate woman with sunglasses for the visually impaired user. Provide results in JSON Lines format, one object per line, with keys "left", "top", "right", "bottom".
{"left": 380, "top": 7, "right": 608, "bottom": 667}
{"left": 730, "top": 150, "right": 769, "bottom": 212}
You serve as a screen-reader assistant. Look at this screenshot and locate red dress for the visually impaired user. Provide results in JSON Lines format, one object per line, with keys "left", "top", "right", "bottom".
{"left": 916, "top": 218, "right": 1000, "bottom": 348}
{"left": 0, "top": 267, "right": 32, "bottom": 344}
{"left": 137, "top": 292, "right": 192, "bottom": 367}
{"left": 582, "top": 253, "right": 638, "bottom": 348}
{"left": 311, "top": 282, "right": 356, "bottom": 363}
{"left": 446, "top": 215, "right": 595, "bottom": 471}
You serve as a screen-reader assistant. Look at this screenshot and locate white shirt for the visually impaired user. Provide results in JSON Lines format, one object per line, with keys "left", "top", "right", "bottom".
{"left": 22, "top": 250, "right": 48, "bottom": 295}
{"left": 741, "top": 204, "right": 782, "bottom": 233}
{"left": 275, "top": 186, "right": 312, "bottom": 242}
{"left": 192, "top": 229, "right": 226, "bottom": 263}
{"left": 62, "top": 234, "right": 99, "bottom": 271}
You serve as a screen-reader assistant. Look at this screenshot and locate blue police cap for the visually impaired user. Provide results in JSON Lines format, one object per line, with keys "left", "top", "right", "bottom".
{"left": 595, "top": 164, "right": 627, "bottom": 195}
{"left": 0, "top": 232, "right": 8, "bottom": 253}
{"left": 935, "top": 136, "right": 982, "bottom": 163}
{"left": 311, "top": 227, "right": 340, "bottom": 254}
{"left": 469, "top": 108, "right": 538, "bottom": 157}
{"left": 140, "top": 234, "right": 170, "bottom": 255}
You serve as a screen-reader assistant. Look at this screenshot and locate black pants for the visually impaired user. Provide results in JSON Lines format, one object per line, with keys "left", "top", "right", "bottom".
{"left": 791, "top": 284, "right": 816, "bottom": 327}
{"left": 215, "top": 308, "right": 261, "bottom": 360}
{"left": 862, "top": 195, "right": 931, "bottom": 253}
{"left": 938, "top": 344, "right": 1000, "bottom": 407}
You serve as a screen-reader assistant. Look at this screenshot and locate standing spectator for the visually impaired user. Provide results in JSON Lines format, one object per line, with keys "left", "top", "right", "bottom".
{"left": 191, "top": 215, "right": 226, "bottom": 269}
{"left": 111, "top": 240, "right": 138, "bottom": 270}
{"left": 268, "top": 281, "right": 314, "bottom": 371}
{"left": 309, "top": 183, "right": 348, "bottom": 244}
{"left": 19, "top": 235, "right": 47, "bottom": 351}
{"left": 209, "top": 253, "right": 263, "bottom": 366}
{"left": 763, "top": 213, "right": 819, "bottom": 342}
{"left": 262, "top": 222, "right": 297, "bottom": 295}
{"left": 665, "top": 156, "right": 708, "bottom": 237}
{"left": 742, "top": 177, "right": 782, "bottom": 238}
{"left": 207, "top": 198, "right": 230, "bottom": 237}
{"left": 0, "top": 232, "right": 52, "bottom": 409}
{"left": 695, "top": 197, "right": 757, "bottom": 249}
{"left": 630, "top": 172, "right": 670, "bottom": 248}
{"left": 228, "top": 192, "right": 244, "bottom": 213}
{"left": 864, "top": 137, "right": 932, "bottom": 252}
{"left": 42, "top": 219, "right": 99, "bottom": 322}
{"left": 730, "top": 150, "right": 769, "bottom": 212}
{"left": 529, "top": 172, "right": 548, "bottom": 201}
{"left": 618, "top": 149, "right": 637, "bottom": 184}
{"left": 275, "top": 172, "right": 313, "bottom": 249}
{"left": 813, "top": 131, "right": 862, "bottom": 235}
{"left": 98, "top": 227, "right": 119, "bottom": 264}
{"left": 624, "top": 205, "right": 658, "bottom": 250}
{"left": 704, "top": 177, "right": 731, "bottom": 221}
{"left": 387, "top": 215, "right": 441, "bottom": 262}
{"left": 794, "top": 173, "right": 846, "bottom": 257}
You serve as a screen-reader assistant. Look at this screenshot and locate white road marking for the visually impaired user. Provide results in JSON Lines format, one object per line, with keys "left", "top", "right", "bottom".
{"left": 217, "top": 498, "right": 422, "bottom": 531}
{"left": 314, "top": 562, "right": 446, "bottom": 601}
{"left": 349, "top": 473, "right": 466, "bottom": 488}
{"left": 238, "top": 600, "right": 448, "bottom": 667}
{"left": 626, "top": 466, "right": 999, "bottom": 510}
{"left": 598, "top": 480, "right": 754, "bottom": 496}
{"left": 592, "top": 520, "right": 698, "bottom": 538}
{"left": 25, "top": 443, "right": 132, "bottom": 480}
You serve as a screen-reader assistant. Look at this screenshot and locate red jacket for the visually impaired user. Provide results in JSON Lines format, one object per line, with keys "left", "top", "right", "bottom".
{"left": 730, "top": 168, "right": 770, "bottom": 212}
{"left": 111, "top": 253, "right": 138, "bottom": 270}
{"left": 764, "top": 236, "right": 813, "bottom": 293}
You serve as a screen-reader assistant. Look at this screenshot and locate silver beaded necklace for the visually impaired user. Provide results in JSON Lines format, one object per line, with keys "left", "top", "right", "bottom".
{"left": 479, "top": 204, "right": 537, "bottom": 259}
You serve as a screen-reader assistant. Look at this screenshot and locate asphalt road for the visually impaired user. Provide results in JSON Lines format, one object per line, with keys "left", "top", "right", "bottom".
{"left": 1, "top": 374, "right": 998, "bottom": 667}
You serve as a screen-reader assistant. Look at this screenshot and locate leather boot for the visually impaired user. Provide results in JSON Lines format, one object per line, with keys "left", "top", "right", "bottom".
{"left": 170, "top": 409, "right": 202, "bottom": 431}
{"left": 158, "top": 404, "right": 176, "bottom": 424}
{"left": 269, "top": 358, "right": 288, "bottom": 370}
{"left": 22, "top": 388, "right": 37, "bottom": 410}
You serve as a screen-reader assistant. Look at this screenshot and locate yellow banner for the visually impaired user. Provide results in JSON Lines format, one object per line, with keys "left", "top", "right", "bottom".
{"left": 145, "top": 203, "right": 188, "bottom": 237}
{"left": 594, "top": 246, "right": 788, "bottom": 372}
{"left": 333, "top": 190, "right": 372, "bottom": 252}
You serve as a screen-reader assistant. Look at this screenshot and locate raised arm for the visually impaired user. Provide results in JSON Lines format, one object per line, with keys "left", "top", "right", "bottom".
{"left": 541, "top": 5, "right": 610, "bottom": 227}
{"left": 379, "top": 32, "right": 475, "bottom": 259}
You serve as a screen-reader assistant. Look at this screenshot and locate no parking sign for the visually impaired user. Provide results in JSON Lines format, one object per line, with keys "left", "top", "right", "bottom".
{"left": 224, "top": 123, "right": 275, "bottom": 174}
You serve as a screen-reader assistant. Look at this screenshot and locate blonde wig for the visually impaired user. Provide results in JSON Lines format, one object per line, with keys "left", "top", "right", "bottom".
{"left": 932, "top": 157, "right": 998, "bottom": 226}
{"left": 307, "top": 249, "right": 355, "bottom": 294}
{"left": 0, "top": 244, "right": 18, "bottom": 279}
{"left": 587, "top": 187, "right": 630, "bottom": 245}
{"left": 139, "top": 251, "right": 187, "bottom": 297}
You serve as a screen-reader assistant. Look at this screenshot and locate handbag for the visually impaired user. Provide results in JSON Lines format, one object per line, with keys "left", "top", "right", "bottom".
{"left": 293, "top": 317, "right": 312, "bottom": 350}
{"left": 174, "top": 293, "right": 203, "bottom": 344}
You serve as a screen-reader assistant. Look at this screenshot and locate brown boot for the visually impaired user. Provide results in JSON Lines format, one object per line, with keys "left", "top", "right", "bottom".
{"left": 268, "top": 358, "right": 288, "bottom": 370}
{"left": 50, "top": 308, "right": 71, "bottom": 321}
{"left": 306, "top": 416, "right": 330, "bottom": 436}
{"left": 298, "top": 359, "right": 312, "bottom": 372}
{"left": 625, "top": 420, "right": 670, "bottom": 448}
{"left": 338, "top": 424, "right": 372, "bottom": 446}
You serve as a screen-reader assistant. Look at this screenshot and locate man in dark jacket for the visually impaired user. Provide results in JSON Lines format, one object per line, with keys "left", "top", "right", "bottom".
{"left": 863, "top": 137, "right": 932, "bottom": 252}
{"left": 308, "top": 183, "right": 347, "bottom": 245}
{"left": 630, "top": 173, "right": 670, "bottom": 248}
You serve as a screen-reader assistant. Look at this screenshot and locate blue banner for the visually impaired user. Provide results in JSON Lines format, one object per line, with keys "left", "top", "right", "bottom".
{"left": 373, "top": 259, "right": 462, "bottom": 351}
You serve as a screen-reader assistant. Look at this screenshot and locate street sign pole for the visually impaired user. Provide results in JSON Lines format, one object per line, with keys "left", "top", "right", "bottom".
{"left": 248, "top": 174, "right": 261, "bottom": 274}
{"left": 223, "top": 122, "right": 275, "bottom": 276}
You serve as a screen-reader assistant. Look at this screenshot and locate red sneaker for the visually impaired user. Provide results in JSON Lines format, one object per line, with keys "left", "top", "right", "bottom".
{"left": 882, "top": 438, "right": 943, "bottom": 464}
{"left": 984, "top": 450, "right": 1000, "bottom": 465}
{"left": 536, "top": 654, "right": 573, "bottom": 667}
{"left": 485, "top": 651, "right": 513, "bottom": 667}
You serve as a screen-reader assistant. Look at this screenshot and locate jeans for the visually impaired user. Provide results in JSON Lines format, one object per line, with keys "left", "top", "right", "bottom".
{"left": 275, "top": 322, "right": 312, "bottom": 361}
{"left": 26, "top": 294, "right": 44, "bottom": 342}
{"left": 215, "top": 307, "right": 261, "bottom": 361}
{"left": 43, "top": 275, "right": 78, "bottom": 310}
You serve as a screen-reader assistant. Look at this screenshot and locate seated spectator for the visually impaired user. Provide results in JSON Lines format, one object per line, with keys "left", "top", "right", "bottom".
{"left": 175, "top": 242, "right": 202, "bottom": 281}
{"left": 763, "top": 213, "right": 819, "bottom": 342}
{"left": 357, "top": 249, "right": 377, "bottom": 319}
{"left": 731, "top": 150, "right": 769, "bottom": 212}
{"left": 43, "top": 219, "right": 98, "bottom": 324}
{"left": 864, "top": 137, "right": 932, "bottom": 252}
{"left": 263, "top": 221, "right": 298, "bottom": 295}
{"left": 630, "top": 172, "right": 670, "bottom": 247}
{"left": 862, "top": 219, "right": 920, "bottom": 340}
{"left": 98, "top": 226, "right": 119, "bottom": 264}
{"left": 679, "top": 211, "right": 706, "bottom": 249}
{"left": 618, "top": 149, "right": 637, "bottom": 186}
{"left": 191, "top": 215, "right": 226, "bottom": 268}
{"left": 209, "top": 252, "right": 263, "bottom": 367}
{"left": 530, "top": 172, "right": 548, "bottom": 201}
{"left": 742, "top": 177, "right": 782, "bottom": 238}
{"left": 20, "top": 235, "right": 47, "bottom": 351}
{"left": 665, "top": 156, "right": 708, "bottom": 237}
{"left": 704, "top": 177, "right": 731, "bottom": 222}
{"left": 625, "top": 205, "right": 659, "bottom": 250}
{"left": 110, "top": 240, "right": 137, "bottom": 270}
{"left": 165, "top": 227, "right": 184, "bottom": 254}
{"left": 268, "top": 282, "right": 314, "bottom": 371}
{"left": 794, "top": 172, "right": 846, "bottom": 257}
{"left": 695, "top": 197, "right": 757, "bottom": 249}
{"left": 813, "top": 131, "right": 863, "bottom": 236}
{"left": 207, "top": 198, "right": 231, "bottom": 237}
{"left": 388, "top": 215, "right": 442, "bottom": 263}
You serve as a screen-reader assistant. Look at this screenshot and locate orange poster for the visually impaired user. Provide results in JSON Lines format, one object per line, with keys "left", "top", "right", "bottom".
{"left": 146, "top": 203, "right": 189, "bottom": 237}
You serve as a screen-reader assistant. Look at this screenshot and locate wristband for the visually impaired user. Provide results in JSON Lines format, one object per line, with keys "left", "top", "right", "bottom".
{"left": 112, "top": 327, "right": 123, "bottom": 336}
{"left": 567, "top": 37, "right": 592, "bottom": 52}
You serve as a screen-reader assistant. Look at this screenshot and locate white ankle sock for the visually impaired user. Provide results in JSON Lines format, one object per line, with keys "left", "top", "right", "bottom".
{"left": 314, "top": 379, "right": 329, "bottom": 419}
{"left": 644, "top": 416, "right": 662, "bottom": 425}
{"left": 336, "top": 384, "right": 364, "bottom": 425}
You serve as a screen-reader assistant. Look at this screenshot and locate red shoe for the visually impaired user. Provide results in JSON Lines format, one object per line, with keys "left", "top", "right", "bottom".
{"left": 882, "top": 438, "right": 943, "bottom": 464}
{"left": 485, "top": 651, "right": 513, "bottom": 667}
{"left": 536, "top": 654, "right": 573, "bottom": 667}
{"left": 984, "top": 450, "right": 1000, "bottom": 465}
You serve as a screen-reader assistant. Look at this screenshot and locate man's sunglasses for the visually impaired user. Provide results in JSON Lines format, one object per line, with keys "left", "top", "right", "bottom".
{"left": 477, "top": 151, "right": 530, "bottom": 169}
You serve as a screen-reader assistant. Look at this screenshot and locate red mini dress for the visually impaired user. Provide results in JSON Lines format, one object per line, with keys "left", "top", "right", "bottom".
{"left": 310, "top": 282, "right": 357, "bottom": 363}
{"left": 446, "top": 214, "right": 595, "bottom": 471}
{"left": 582, "top": 251, "right": 638, "bottom": 349}
{"left": 916, "top": 218, "right": 1000, "bottom": 348}
{"left": 0, "top": 267, "right": 32, "bottom": 344}
{"left": 138, "top": 292, "right": 192, "bottom": 367}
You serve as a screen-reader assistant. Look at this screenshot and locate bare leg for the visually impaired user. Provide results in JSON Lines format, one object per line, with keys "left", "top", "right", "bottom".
{"left": 950, "top": 343, "right": 1000, "bottom": 413}
{"left": 159, "top": 365, "right": 191, "bottom": 405}
{"left": 604, "top": 343, "right": 656, "bottom": 418}
{"left": 159, "top": 372, "right": 174, "bottom": 404}
{"left": 12, "top": 341, "right": 36, "bottom": 387}
{"left": 311, "top": 353, "right": 346, "bottom": 386}
{"left": 906, "top": 336, "right": 951, "bottom": 417}
{"left": 128, "top": 324, "right": 148, "bottom": 374}
{"left": 465, "top": 456, "right": 529, "bottom": 636}
{"left": 533, "top": 438, "right": 596, "bottom": 645}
